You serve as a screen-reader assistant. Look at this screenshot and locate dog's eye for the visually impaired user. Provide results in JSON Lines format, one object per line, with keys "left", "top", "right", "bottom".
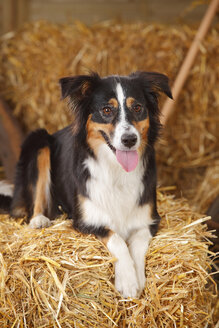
{"left": 133, "top": 105, "right": 142, "bottom": 113}
{"left": 102, "top": 107, "right": 112, "bottom": 115}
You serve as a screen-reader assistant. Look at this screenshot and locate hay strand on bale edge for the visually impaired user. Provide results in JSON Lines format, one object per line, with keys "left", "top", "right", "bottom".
{"left": 0, "top": 192, "right": 217, "bottom": 328}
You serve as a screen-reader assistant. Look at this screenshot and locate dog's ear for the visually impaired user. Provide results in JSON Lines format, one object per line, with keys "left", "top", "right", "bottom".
{"left": 130, "top": 71, "right": 173, "bottom": 99}
{"left": 59, "top": 73, "right": 101, "bottom": 135}
{"left": 59, "top": 73, "right": 101, "bottom": 100}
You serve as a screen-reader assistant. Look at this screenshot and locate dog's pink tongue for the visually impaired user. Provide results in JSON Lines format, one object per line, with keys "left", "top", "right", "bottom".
{"left": 116, "top": 150, "right": 138, "bottom": 172}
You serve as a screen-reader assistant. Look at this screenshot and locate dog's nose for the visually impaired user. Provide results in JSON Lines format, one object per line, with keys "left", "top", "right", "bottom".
{"left": 121, "top": 133, "right": 137, "bottom": 148}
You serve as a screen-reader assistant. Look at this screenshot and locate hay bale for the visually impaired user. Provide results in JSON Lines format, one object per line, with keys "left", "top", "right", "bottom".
{"left": 0, "top": 192, "right": 217, "bottom": 327}
{"left": 0, "top": 21, "right": 218, "bottom": 213}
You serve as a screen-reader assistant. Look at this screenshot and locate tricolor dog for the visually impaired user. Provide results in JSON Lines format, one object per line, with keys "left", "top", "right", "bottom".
{"left": 0, "top": 72, "right": 172, "bottom": 298}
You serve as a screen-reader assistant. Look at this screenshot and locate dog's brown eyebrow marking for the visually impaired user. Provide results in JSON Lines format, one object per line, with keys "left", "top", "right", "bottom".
{"left": 126, "top": 97, "right": 135, "bottom": 108}
{"left": 108, "top": 98, "right": 118, "bottom": 108}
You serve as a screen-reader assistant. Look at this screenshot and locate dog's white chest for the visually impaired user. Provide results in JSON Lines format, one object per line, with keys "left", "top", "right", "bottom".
{"left": 82, "top": 145, "right": 151, "bottom": 239}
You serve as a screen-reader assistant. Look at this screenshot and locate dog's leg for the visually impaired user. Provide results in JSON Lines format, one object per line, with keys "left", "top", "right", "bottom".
{"left": 79, "top": 198, "right": 139, "bottom": 298}
{"left": 127, "top": 228, "right": 152, "bottom": 294}
{"left": 101, "top": 231, "right": 139, "bottom": 298}
{"left": 29, "top": 147, "right": 51, "bottom": 229}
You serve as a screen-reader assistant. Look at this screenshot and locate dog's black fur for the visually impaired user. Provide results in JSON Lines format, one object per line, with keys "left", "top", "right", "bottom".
{"left": 0, "top": 71, "right": 173, "bottom": 298}
{"left": 2, "top": 72, "right": 172, "bottom": 238}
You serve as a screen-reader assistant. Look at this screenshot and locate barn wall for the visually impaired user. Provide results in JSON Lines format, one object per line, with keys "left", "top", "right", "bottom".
{"left": 0, "top": 0, "right": 208, "bottom": 35}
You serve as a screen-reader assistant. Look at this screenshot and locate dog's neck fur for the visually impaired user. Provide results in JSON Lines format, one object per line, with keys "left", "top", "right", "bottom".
{"left": 82, "top": 143, "right": 149, "bottom": 240}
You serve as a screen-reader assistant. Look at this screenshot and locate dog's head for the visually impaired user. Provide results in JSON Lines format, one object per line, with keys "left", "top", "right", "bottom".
{"left": 59, "top": 72, "right": 172, "bottom": 172}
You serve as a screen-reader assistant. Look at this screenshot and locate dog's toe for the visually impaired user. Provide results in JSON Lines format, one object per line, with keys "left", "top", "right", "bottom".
{"left": 115, "top": 261, "right": 140, "bottom": 299}
{"left": 29, "top": 215, "right": 51, "bottom": 229}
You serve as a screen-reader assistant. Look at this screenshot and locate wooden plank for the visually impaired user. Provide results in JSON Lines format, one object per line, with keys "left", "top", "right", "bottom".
{"left": 0, "top": 0, "right": 209, "bottom": 35}
{"left": 17, "top": 0, "right": 29, "bottom": 28}
{"left": 2, "top": 0, "right": 17, "bottom": 33}
{"left": 29, "top": 0, "right": 207, "bottom": 24}
{"left": 29, "top": 1, "right": 148, "bottom": 24}
{"left": 1, "top": 0, "right": 29, "bottom": 34}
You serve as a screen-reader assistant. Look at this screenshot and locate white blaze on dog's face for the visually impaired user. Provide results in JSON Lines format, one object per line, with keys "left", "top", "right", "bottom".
{"left": 86, "top": 76, "right": 150, "bottom": 172}
{"left": 113, "top": 83, "right": 140, "bottom": 150}
{"left": 113, "top": 83, "right": 141, "bottom": 172}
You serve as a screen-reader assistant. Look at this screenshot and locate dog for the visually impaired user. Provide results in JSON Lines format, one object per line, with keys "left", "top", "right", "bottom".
{"left": 0, "top": 71, "right": 172, "bottom": 298}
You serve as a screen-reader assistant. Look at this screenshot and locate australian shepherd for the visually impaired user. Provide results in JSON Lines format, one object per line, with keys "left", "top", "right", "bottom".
{"left": 0, "top": 71, "right": 172, "bottom": 298}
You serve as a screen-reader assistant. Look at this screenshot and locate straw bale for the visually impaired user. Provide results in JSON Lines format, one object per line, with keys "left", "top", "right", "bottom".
{"left": 192, "top": 160, "right": 219, "bottom": 214}
{"left": 0, "top": 21, "right": 218, "bottom": 212}
{"left": 0, "top": 191, "right": 217, "bottom": 327}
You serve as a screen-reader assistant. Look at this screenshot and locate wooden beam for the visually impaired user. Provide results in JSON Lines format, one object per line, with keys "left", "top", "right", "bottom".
{"left": 2, "top": 0, "right": 29, "bottom": 34}
{"left": 2, "top": 0, "right": 17, "bottom": 33}
{"left": 17, "top": 0, "right": 29, "bottom": 28}
{"left": 161, "top": 0, "right": 219, "bottom": 125}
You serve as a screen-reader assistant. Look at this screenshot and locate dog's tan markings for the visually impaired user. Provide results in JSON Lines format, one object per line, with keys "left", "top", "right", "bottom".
{"left": 134, "top": 118, "right": 150, "bottom": 154}
{"left": 99, "top": 230, "right": 114, "bottom": 246}
{"left": 126, "top": 97, "right": 135, "bottom": 108}
{"left": 78, "top": 194, "right": 86, "bottom": 207}
{"left": 86, "top": 114, "right": 113, "bottom": 155}
{"left": 33, "top": 147, "right": 51, "bottom": 217}
{"left": 108, "top": 98, "right": 118, "bottom": 108}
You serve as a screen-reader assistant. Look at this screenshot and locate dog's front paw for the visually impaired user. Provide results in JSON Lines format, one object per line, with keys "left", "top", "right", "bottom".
{"left": 115, "top": 261, "right": 139, "bottom": 298}
{"left": 29, "top": 215, "right": 51, "bottom": 229}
